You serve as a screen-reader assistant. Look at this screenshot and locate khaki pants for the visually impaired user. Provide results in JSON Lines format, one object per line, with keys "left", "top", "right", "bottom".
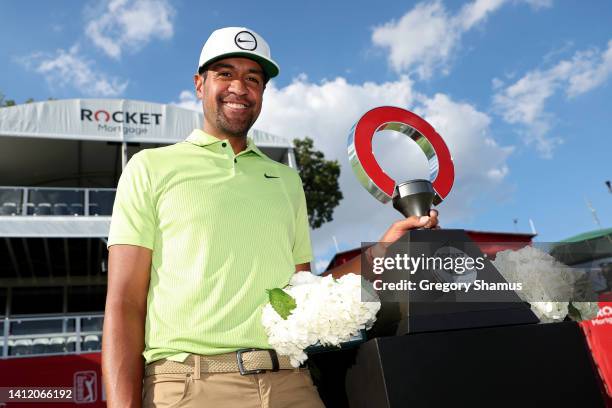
{"left": 143, "top": 368, "right": 326, "bottom": 408}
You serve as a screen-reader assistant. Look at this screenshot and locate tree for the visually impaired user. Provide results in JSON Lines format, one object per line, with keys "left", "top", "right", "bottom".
{"left": 0, "top": 92, "right": 16, "bottom": 107}
{"left": 293, "top": 137, "right": 343, "bottom": 229}
{"left": 0, "top": 92, "right": 37, "bottom": 107}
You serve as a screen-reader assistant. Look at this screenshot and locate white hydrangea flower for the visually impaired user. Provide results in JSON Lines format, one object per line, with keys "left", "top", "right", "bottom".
{"left": 290, "top": 271, "right": 322, "bottom": 286}
{"left": 262, "top": 272, "right": 381, "bottom": 367}
{"left": 571, "top": 302, "right": 599, "bottom": 321}
{"left": 492, "top": 246, "right": 599, "bottom": 323}
{"left": 530, "top": 301, "right": 569, "bottom": 323}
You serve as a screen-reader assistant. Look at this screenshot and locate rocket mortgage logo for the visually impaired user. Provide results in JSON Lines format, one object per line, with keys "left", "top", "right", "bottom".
{"left": 80, "top": 108, "right": 163, "bottom": 136}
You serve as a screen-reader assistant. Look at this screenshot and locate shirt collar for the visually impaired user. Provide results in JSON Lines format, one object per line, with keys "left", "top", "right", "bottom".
{"left": 185, "top": 129, "right": 266, "bottom": 158}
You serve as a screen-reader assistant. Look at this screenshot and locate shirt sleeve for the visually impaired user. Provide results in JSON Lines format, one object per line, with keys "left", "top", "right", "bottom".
{"left": 292, "top": 179, "right": 313, "bottom": 265}
{"left": 107, "top": 152, "right": 156, "bottom": 250}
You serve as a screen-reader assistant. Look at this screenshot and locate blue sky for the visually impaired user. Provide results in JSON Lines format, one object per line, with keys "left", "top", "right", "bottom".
{"left": 1, "top": 0, "right": 611, "bottom": 272}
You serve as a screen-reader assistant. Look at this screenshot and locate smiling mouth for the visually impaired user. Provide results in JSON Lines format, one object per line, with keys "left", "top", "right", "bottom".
{"left": 223, "top": 102, "right": 249, "bottom": 110}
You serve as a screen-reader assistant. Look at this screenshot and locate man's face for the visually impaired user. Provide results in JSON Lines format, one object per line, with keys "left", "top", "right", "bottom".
{"left": 195, "top": 57, "right": 265, "bottom": 138}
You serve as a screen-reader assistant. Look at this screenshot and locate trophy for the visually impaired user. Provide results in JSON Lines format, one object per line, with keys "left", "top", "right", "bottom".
{"left": 347, "top": 106, "right": 537, "bottom": 335}
{"left": 348, "top": 106, "right": 454, "bottom": 218}
{"left": 310, "top": 106, "right": 605, "bottom": 408}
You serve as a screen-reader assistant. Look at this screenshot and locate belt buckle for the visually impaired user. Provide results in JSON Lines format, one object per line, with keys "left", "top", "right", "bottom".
{"left": 236, "top": 348, "right": 279, "bottom": 376}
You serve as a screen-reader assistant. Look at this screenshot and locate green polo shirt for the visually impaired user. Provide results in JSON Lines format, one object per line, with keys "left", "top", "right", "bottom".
{"left": 107, "top": 129, "right": 312, "bottom": 363}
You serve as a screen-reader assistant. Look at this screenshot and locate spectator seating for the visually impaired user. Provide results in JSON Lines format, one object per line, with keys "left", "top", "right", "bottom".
{"left": 70, "top": 203, "right": 84, "bottom": 216}
{"left": 48, "top": 336, "right": 66, "bottom": 354}
{"left": 1, "top": 188, "right": 117, "bottom": 216}
{"left": 89, "top": 203, "right": 100, "bottom": 216}
{"left": 3, "top": 196, "right": 113, "bottom": 216}
{"left": 52, "top": 203, "right": 69, "bottom": 215}
{"left": 20, "top": 202, "right": 88, "bottom": 216}
{"left": 2, "top": 334, "right": 104, "bottom": 356}
{"left": 1, "top": 202, "right": 18, "bottom": 215}
{"left": 66, "top": 336, "right": 82, "bottom": 352}
{"left": 32, "top": 337, "right": 50, "bottom": 354}
{"left": 83, "top": 335, "right": 101, "bottom": 351}
{"left": 11, "top": 339, "right": 33, "bottom": 356}
{"left": 34, "top": 203, "right": 52, "bottom": 216}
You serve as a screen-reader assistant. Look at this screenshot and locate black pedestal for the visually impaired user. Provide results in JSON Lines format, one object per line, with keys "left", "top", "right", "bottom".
{"left": 311, "top": 322, "right": 605, "bottom": 407}
{"left": 372, "top": 229, "right": 538, "bottom": 335}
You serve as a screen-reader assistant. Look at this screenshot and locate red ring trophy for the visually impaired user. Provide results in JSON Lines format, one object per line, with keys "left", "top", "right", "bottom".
{"left": 348, "top": 106, "right": 454, "bottom": 218}
{"left": 317, "top": 106, "right": 605, "bottom": 407}
{"left": 348, "top": 106, "right": 534, "bottom": 332}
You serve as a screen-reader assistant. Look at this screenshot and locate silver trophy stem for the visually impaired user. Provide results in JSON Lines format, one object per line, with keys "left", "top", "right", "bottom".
{"left": 392, "top": 179, "right": 435, "bottom": 218}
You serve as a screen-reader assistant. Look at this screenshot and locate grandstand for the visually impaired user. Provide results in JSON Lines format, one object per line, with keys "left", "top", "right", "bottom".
{"left": 0, "top": 98, "right": 297, "bottom": 359}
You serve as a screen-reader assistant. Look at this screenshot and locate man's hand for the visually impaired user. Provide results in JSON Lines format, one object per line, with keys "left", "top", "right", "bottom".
{"left": 369, "top": 209, "right": 440, "bottom": 259}
{"left": 324, "top": 209, "right": 440, "bottom": 279}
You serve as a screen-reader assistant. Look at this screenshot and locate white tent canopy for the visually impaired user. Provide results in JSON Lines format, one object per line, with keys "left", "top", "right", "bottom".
{"left": 0, "top": 98, "right": 291, "bottom": 147}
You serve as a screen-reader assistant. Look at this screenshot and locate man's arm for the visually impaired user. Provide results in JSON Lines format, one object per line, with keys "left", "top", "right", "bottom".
{"left": 102, "top": 245, "right": 152, "bottom": 408}
{"left": 296, "top": 262, "right": 310, "bottom": 272}
{"left": 324, "top": 212, "right": 439, "bottom": 280}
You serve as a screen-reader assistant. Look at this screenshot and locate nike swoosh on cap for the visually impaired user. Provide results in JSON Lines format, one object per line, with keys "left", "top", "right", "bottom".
{"left": 236, "top": 38, "right": 255, "bottom": 43}
{"left": 264, "top": 173, "right": 279, "bottom": 178}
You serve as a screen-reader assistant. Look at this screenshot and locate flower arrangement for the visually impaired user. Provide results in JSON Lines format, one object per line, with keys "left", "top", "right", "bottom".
{"left": 261, "top": 272, "right": 380, "bottom": 367}
{"left": 492, "top": 246, "right": 599, "bottom": 323}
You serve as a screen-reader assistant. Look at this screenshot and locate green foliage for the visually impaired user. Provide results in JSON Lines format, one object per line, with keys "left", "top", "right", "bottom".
{"left": 293, "top": 137, "right": 343, "bottom": 229}
{"left": 0, "top": 92, "right": 35, "bottom": 108}
{"left": 0, "top": 92, "right": 16, "bottom": 107}
{"left": 267, "top": 288, "right": 297, "bottom": 320}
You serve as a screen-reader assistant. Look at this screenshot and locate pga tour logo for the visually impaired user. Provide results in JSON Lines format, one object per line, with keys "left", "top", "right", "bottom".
{"left": 74, "top": 371, "right": 97, "bottom": 403}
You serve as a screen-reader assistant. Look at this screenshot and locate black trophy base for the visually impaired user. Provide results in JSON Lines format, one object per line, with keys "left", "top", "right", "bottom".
{"left": 371, "top": 228, "right": 539, "bottom": 335}
{"left": 311, "top": 322, "right": 606, "bottom": 408}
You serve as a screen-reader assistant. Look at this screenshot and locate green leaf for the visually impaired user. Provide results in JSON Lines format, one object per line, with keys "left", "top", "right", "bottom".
{"left": 267, "top": 288, "right": 297, "bottom": 320}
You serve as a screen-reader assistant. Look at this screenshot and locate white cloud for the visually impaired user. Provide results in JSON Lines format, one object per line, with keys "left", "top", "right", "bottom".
{"left": 173, "top": 90, "right": 200, "bottom": 111}
{"left": 457, "top": 0, "right": 506, "bottom": 31}
{"left": 85, "top": 0, "right": 175, "bottom": 59}
{"left": 371, "top": 0, "right": 551, "bottom": 79}
{"left": 567, "top": 40, "right": 612, "bottom": 97}
{"left": 372, "top": 1, "right": 458, "bottom": 79}
{"left": 414, "top": 93, "right": 514, "bottom": 218}
{"left": 491, "top": 77, "right": 505, "bottom": 90}
{"left": 255, "top": 75, "right": 418, "bottom": 157}
{"left": 493, "top": 39, "right": 612, "bottom": 157}
{"left": 20, "top": 45, "right": 128, "bottom": 97}
{"left": 521, "top": 0, "right": 553, "bottom": 9}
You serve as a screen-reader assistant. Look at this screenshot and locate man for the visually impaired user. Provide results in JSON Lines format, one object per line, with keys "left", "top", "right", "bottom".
{"left": 102, "top": 27, "right": 438, "bottom": 408}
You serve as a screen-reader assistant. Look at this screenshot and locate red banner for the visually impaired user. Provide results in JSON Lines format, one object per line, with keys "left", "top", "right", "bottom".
{"left": 0, "top": 353, "right": 104, "bottom": 407}
{"left": 581, "top": 300, "right": 612, "bottom": 406}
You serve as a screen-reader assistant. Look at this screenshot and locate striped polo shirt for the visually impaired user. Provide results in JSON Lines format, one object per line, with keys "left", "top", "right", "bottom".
{"left": 107, "top": 129, "right": 312, "bottom": 363}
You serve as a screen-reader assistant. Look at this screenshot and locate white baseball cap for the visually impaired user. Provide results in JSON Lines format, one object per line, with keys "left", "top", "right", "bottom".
{"left": 197, "top": 27, "right": 279, "bottom": 79}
